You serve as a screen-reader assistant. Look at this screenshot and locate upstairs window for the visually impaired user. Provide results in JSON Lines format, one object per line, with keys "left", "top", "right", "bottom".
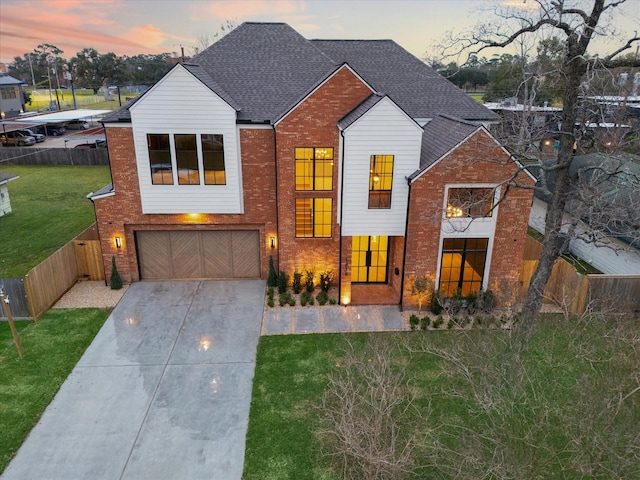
{"left": 147, "top": 133, "right": 226, "bottom": 186}
{"left": 202, "top": 134, "right": 226, "bottom": 185}
{"left": 148, "top": 134, "right": 173, "bottom": 185}
{"left": 295, "top": 147, "right": 333, "bottom": 190}
{"left": 446, "top": 187, "right": 495, "bottom": 218}
{"left": 368, "top": 155, "right": 394, "bottom": 209}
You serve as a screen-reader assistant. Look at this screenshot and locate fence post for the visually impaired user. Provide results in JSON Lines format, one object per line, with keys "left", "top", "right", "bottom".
{"left": 1, "top": 289, "right": 24, "bottom": 359}
{"left": 23, "top": 274, "right": 39, "bottom": 320}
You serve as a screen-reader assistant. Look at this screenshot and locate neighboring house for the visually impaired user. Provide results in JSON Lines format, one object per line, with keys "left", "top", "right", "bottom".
{"left": 91, "top": 22, "right": 534, "bottom": 308}
{"left": 0, "top": 172, "right": 19, "bottom": 216}
{"left": 0, "top": 74, "right": 26, "bottom": 120}
{"left": 528, "top": 153, "right": 640, "bottom": 275}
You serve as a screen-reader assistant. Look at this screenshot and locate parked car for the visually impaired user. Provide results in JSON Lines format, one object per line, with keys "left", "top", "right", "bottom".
{"left": 0, "top": 131, "right": 36, "bottom": 146}
{"left": 65, "top": 120, "right": 90, "bottom": 130}
{"left": 74, "top": 140, "right": 106, "bottom": 149}
{"left": 18, "top": 128, "right": 46, "bottom": 143}
{"left": 35, "top": 124, "right": 66, "bottom": 136}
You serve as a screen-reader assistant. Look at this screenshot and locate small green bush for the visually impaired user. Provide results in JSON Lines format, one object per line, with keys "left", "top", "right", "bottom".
{"left": 279, "top": 292, "right": 292, "bottom": 306}
{"left": 267, "top": 297, "right": 275, "bottom": 308}
{"left": 277, "top": 271, "right": 288, "bottom": 294}
{"left": 478, "top": 289, "right": 496, "bottom": 313}
{"left": 110, "top": 256, "right": 122, "bottom": 290}
{"left": 316, "top": 290, "right": 329, "bottom": 306}
{"left": 267, "top": 256, "right": 278, "bottom": 287}
{"left": 447, "top": 318, "right": 455, "bottom": 329}
{"left": 409, "top": 314, "right": 419, "bottom": 330}
{"left": 305, "top": 270, "right": 315, "bottom": 293}
{"left": 319, "top": 270, "right": 333, "bottom": 293}
{"left": 433, "top": 315, "right": 443, "bottom": 329}
{"left": 420, "top": 316, "right": 430, "bottom": 330}
{"left": 267, "top": 286, "right": 274, "bottom": 299}
{"left": 329, "top": 298, "right": 337, "bottom": 305}
{"left": 288, "top": 297, "right": 296, "bottom": 307}
{"left": 300, "top": 290, "right": 312, "bottom": 306}
{"left": 430, "top": 290, "right": 443, "bottom": 315}
{"left": 292, "top": 272, "right": 303, "bottom": 294}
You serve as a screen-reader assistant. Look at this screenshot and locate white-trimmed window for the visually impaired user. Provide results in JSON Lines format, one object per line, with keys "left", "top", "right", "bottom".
{"left": 446, "top": 187, "right": 495, "bottom": 218}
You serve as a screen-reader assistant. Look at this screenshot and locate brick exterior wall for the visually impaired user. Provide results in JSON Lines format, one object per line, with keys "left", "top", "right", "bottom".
{"left": 274, "top": 67, "right": 372, "bottom": 286}
{"left": 402, "top": 129, "right": 534, "bottom": 308}
{"left": 94, "top": 126, "right": 277, "bottom": 282}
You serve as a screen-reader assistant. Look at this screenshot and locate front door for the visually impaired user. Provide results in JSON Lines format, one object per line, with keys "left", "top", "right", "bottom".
{"left": 352, "top": 236, "right": 389, "bottom": 283}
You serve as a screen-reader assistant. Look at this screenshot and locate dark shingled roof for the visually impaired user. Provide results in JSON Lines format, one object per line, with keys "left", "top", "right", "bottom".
{"left": 103, "top": 22, "right": 498, "bottom": 125}
{"left": 337, "top": 93, "right": 386, "bottom": 130}
{"left": 409, "top": 115, "right": 481, "bottom": 180}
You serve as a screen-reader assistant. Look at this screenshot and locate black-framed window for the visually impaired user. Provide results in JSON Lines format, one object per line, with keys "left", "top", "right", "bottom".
{"left": 446, "top": 187, "right": 494, "bottom": 218}
{"left": 148, "top": 134, "right": 173, "bottom": 185}
{"left": 175, "top": 134, "right": 199, "bottom": 185}
{"left": 202, "top": 134, "right": 226, "bottom": 185}
{"left": 439, "top": 238, "right": 488, "bottom": 297}
{"left": 368, "top": 155, "right": 394, "bottom": 208}
{"left": 295, "top": 198, "right": 332, "bottom": 237}
{"left": 295, "top": 147, "right": 333, "bottom": 191}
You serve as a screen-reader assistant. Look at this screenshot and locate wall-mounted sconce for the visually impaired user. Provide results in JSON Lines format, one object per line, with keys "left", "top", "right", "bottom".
{"left": 270, "top": 236, "right": 276, "bottom": 249}
{"left": 115, "top": 237, "right": 122, "bottom": 249}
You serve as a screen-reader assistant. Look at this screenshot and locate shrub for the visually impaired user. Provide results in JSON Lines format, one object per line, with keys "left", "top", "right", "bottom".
{"left": 329, "top": 298, "right": 337, "bottom": 305}
{"left": 267, "top": 286, "right": 274, "bottom": 301}
{"left": 110, "top": 256, "right": 122, "bottom": 290}
{"left": 478, "top": 290, "right": 497, "bottom": 314}
{"left": 277, "top": 270, "right": 288, "bottom": 294}
{"left": 447, "top": 318, "right": 455, "bottom": 329}
{"left": 319, "top": 270, "right": 333, "bottom": 293}
{"left": 317, "top": 290, "right": 329, "bottom": 306}
{"left": 411, "top": 276, "right": 433, "bottom": 313}
{"left": 292, "top": 272, "right": 303, "bottom": 294}
{"left": 433, "top": 315, "right": 443, "bottom": 329}
{"left": 466, "top": 292, "right": 478, "bottom": 314}
{"left": 300, "top": 290, "right": 313, "bottom": 307}
{"left": 305, "top": 270, "right": 315, "bottom": 293}
{"left": 409, "top": 314, "right": 420, "bottom": 330}
{"left": 430, "top": 290, "right": 443, "bottom": 315}
{"left": 267, "top": 297, "right": 274, "bottom": 308}
{"left": 288, "top": 297, "right": 296, "bottom": 307}
{"left": 279, "top": 291, "right": 292, "bottom": 306}
{"left": 420, "top": 316, "right": 430, "bottom": 330}
{"left": 267, "top": 255, "right": 278, "bottom": 287}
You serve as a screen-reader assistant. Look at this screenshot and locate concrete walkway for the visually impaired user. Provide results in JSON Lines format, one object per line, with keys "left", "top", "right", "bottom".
{"left": 1, "top": 280, "right": 265, "bottom": 480}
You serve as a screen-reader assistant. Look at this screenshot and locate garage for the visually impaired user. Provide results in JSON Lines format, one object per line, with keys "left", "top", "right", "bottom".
{"left": 136, "top": 230, "right": 261, "bottom": 280}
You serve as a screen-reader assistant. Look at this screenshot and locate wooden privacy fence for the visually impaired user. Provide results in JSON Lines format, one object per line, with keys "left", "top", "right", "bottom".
{"left": 0, "top": 224, "right": 104, "bottom": 319}
{"left": 520, "top": 236, "right": 640, "bottom": 314}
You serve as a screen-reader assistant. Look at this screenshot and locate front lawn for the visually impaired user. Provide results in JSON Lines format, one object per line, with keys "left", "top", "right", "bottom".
{"left": 0, "top": 166, "right": 111, "bottom": 277}
{"left": 244, "top": 316, "right": 640, "bottom": 479}
{"left": 0, "top": 308, "right": 109, "bottom": 472}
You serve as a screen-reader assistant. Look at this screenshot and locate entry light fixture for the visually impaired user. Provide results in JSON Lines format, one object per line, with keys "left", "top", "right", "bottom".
{"left": 270, "top": 236, "right": 276, "bottom": 249}
{"left": 115, "top": 236, "right": 122, "bottom": 249}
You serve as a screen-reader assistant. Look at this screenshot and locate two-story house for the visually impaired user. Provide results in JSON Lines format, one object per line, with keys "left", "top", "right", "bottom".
{"left": 91, "top": 22, "right": 534, "bottom": 308}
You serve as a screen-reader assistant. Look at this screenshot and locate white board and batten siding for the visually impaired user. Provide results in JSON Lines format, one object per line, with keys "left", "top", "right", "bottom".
{"left": 340, "top": 97, "right": 423, "bottom": 236}
{"left": 529, "top": 197, "right": 640, "bottom": 274}
{"left": 130, "top": 65, "right": 243, "bottom": 214}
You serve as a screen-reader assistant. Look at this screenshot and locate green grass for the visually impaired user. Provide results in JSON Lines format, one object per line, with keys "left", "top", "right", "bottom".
{"left": 0, "top": 166, "right": 111, "bottom": 277}
{"left": 0, "top": 320, "right": 30, "bottom": 347}
{"left": 244, "top": 318, "right": 640, "bottom": 479}
{"left": 0, "top": 308, "right": 109, "bottom": 472}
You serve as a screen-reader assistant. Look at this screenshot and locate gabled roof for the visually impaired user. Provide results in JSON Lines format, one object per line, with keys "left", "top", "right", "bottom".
{"left": 0, "top": 74, "right": 25, "bottom": 86}
{"left": 311, "top": 40, "right": 498, "bottom": 122}
{"left": 0, "top": 172, "right": 19, "bottom": 185}
{"left": 338, "top": 93, "right": 387, "bottom": 130}
{"left": 103, "top": 22, "right": 498, "bottom": 125}
{"left": 409, "top": 115, "right": 482, "bottom": 181}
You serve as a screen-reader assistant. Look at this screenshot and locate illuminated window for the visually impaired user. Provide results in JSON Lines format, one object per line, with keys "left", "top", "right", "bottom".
{"left": 295, "top": 147, "right": 333, "bottom": 190}
{"left": 446, "top": 188, "right": 494, "bottom": 218}
{"left": 148, "top": 134, "right": 173, "bottom": 185}
{"left": 148, "top": 133, "right": 226, "bottom": 186}
{"left": 202, "top": 134, "right": 226, "bottom": 185}
{"left": 175, "top": 134, "right": 199, "bottom": 185}
{"left": 295, "top": 198, "right": 332, "bottom": 237}
{"left": 368, "top": 155, "right": 394, "bottom": 208}
{"left": 351, "top": 236, "right": 388, "bottom": 283}
{"left": 439, "top": 238, "right": 488, "bottom": 297}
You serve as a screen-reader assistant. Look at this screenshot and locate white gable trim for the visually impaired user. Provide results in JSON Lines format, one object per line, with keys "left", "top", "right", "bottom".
{"left": 341, "top": 95, "right": 424, "bottom": 133}
{"left": 273, "top": 63, "right": 375, "bottom": 127}
{"left": 129, "top": 63, "right": 236, "bottom": 114}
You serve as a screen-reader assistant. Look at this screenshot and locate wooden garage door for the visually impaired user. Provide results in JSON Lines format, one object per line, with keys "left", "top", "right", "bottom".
{"left": 137, "top": 230, "right": 260, "bottom": 280}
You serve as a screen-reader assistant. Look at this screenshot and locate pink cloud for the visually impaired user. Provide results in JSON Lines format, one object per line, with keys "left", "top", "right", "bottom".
{"left": 199, "top": 0, "right": 306, "bottom": 21}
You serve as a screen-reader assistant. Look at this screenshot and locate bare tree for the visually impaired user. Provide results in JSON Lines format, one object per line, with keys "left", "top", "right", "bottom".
{"left": 442, "top": 0, "right": 640, "bottom": 322}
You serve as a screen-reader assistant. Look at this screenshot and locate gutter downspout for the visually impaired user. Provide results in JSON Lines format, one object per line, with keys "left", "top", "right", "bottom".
{"left": 272, "top": 122, "right": 280, "bottom": 274}
{"left": 399, "top": 175, "right": 412, "bottom": 311}
{"left": 338, "top": 129, "right": 346, "bottom": 305}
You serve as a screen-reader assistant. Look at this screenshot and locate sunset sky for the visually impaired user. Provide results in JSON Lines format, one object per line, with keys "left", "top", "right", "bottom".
{"left": 1, "top": 0, "right": 639, "bottom": 65}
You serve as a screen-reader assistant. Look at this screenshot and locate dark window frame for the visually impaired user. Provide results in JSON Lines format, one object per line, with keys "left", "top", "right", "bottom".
{"left": 368, "top": 155, "right": 394, "bottom": 209}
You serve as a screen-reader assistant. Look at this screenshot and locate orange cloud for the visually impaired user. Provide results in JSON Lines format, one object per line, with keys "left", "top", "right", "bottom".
{"left": 128, "top": 24, "right": 167, "bottom": 49}
{"left": 198, "top": 0, "right": 306, "bottom": 21}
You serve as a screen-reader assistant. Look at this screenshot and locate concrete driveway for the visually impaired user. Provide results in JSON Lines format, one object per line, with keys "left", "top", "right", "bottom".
{"left": 1, "top": 280, "right": 265, "bottom": 480}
